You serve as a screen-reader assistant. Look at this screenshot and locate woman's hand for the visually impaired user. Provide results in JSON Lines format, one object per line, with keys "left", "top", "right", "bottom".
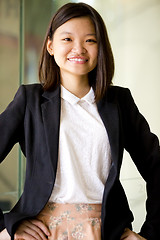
{"left": 14, "top": 219, "right": 50, "bottom": 240}
{"left": 120, "top": 228, "right": 147, "bottom": 240}
{"left": 0, "top": 228, "right": 11, "bottom": 240}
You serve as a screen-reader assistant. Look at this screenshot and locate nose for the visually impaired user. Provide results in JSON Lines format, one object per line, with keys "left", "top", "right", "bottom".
{"left": 71, "top": 41, "right": 87, "bottom": 54}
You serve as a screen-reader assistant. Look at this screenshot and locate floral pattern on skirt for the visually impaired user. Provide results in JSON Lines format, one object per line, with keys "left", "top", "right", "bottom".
{"left": 37, "top": 202, "right": 102, "bottom": 240}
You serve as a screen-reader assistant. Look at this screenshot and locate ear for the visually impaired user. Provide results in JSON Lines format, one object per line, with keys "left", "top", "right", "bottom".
{"left": 46, "top": 38, "right": 54, "bottom": 56}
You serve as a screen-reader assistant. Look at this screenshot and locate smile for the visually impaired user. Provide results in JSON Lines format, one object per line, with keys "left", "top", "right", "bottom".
{"left": 67, "top": 58, "right": 88, "bottom": 63}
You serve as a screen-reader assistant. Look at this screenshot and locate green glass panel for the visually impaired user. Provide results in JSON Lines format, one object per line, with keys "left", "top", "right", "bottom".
{"left": 0, "top": 0, "right": 20, "bottom": 212}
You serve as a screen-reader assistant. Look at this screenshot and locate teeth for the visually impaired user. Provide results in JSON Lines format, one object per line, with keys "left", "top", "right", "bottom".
{"left": 68, "top": 58, "right": 87, "bottom": 62}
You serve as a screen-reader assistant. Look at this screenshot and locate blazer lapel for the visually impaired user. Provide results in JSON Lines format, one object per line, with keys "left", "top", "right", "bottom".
{"left": 41, "top": 86, "right": 61, "bottom": 175}
{"left": 97, "top": 97, "right": 120, "bottom": 183}
{"left": 97, "top": 94, "right": 120, "bottom": 224}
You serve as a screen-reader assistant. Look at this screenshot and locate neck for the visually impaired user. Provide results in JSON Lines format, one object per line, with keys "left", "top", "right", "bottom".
{"left": 60, "top": 74, "right": 90, "bottom": 98}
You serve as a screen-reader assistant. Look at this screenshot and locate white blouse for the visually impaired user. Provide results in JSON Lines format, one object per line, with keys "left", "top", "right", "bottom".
{"left": 49, "top": 86, "right": 111, "bottom": 204}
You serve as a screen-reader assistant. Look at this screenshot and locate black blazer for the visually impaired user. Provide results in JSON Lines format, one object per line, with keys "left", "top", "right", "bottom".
{"left": 0, "top": 84, "right": 160, "bottom": 240}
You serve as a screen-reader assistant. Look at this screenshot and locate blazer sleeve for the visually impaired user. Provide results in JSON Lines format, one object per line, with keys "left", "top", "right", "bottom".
{"left": 0, "top": 85, "right": 26, "bottom": 232}
{"left": 121, "top": 88, "right": 160, "bottom": 239}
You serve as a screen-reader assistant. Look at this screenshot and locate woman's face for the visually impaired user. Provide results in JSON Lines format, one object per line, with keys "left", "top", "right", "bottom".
{"left": 47, "top": 17, "right": 98, "bottom": 81}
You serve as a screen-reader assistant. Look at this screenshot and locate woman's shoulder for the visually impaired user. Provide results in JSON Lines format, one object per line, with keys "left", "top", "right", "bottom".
{"left": 13, "top": 84, "right": 45, "bottom": 108}
{"left": 21, "top": 83, "right": 43, "bottom": 93}
{"left": 105, "top": 85, "right": 131, "bottom": 102}
{"left": 108, "top": 85, "right": 130, "bottom": 94}
{"left": 17, "top": 83, "right": 44, "bottom": 99}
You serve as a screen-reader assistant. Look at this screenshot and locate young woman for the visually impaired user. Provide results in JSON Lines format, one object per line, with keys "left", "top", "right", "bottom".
{"left": 0, "top": 2, "right": 160, "bottom": 240}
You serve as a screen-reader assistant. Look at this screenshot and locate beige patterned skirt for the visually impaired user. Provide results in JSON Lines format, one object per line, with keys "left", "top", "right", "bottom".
{"left": 36, "top": 202, "right": 102, "bottom": 240}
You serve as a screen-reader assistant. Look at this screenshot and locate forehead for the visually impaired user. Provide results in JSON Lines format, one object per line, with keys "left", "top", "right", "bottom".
{"left": 54, "top": 17, "right": 96, "bottom": 35}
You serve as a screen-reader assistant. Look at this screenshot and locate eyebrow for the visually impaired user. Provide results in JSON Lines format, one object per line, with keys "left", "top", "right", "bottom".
{"left": 60, "top": 32, "right": 96, "bottom": 37}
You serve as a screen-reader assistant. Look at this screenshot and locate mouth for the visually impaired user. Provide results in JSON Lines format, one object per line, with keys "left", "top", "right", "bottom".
{"left": 67, "top": 57, "right": 88, "bottom": 64}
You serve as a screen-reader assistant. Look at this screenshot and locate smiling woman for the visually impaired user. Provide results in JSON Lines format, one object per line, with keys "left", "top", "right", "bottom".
{"left": 46, "top": 17, "right": 98, "bottom": 97}
{"left": 39, "top": 2, "right": 114, "bottom": 102}
{"left": 0, "top": 2, "right": 159, "bottom": 240}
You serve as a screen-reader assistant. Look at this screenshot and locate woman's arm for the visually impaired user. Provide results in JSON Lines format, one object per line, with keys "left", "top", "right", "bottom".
{"left": 121, "top": 88, "right": 160, "bottom": 238}
{"left": 0, "top": 86, "right": 26, "bottom": 234}
{"left": 0, "top": 85, "right": 26, "bottom": 162}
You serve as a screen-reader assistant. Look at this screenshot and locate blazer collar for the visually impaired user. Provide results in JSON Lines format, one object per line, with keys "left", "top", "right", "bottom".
{"left": 42, "top": 85, "right": 60, "bottom": 100}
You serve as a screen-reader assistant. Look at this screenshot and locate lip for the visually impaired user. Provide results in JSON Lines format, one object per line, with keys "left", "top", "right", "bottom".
{"left": 67, "top": 57, "right": 88, "bottom": 64}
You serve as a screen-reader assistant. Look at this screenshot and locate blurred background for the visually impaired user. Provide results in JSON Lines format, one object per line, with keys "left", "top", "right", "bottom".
{"left": 0, "top": 0, "right": 160, "bottom": 232}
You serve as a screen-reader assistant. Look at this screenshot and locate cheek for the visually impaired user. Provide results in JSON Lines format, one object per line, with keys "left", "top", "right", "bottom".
{"left": 93, "top": 50, "right": 98, "bottom": 65}
{"left": 91, "top": 47, "right": 98, "bottom": 62}
{"left": 92, "top": 53, "right": 98, "bottom": 70}
{"left": 53, "top": 47, "right": 69, "bottom": 63}
{"left": 52, "top": 52, "right": 60, "bottom": 67}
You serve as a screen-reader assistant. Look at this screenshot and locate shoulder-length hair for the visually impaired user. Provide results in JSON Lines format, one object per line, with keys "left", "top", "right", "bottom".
{"left": 39, "top": 2, "right": 114, "bottom": 102}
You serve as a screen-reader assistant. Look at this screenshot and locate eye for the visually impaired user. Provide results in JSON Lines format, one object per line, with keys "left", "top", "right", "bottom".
{"left": 86, "top": 39, "right": 97, "bottom": 43}
{"left": 63, "top": 38, "right": 72, "bottom": 41}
